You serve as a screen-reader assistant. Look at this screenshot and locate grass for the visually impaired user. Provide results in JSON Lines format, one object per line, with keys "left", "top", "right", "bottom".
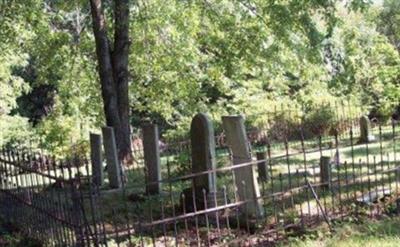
{"left": 282, "top": 216, "right": 400, "bottom": 247}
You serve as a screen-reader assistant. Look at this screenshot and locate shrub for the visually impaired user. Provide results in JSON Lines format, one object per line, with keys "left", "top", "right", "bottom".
{"left": 267, "top": 111, "right": 302, "bottom": 142}
{"left": 303, "top": 105, "right": 349, "bottom": 137}
{"left": 304, "top": 106, "right": 336, "bottom": 136}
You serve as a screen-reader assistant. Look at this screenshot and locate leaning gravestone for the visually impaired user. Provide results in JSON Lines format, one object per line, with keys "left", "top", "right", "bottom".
{"left": 102, "top": 127, "right": 122, "bottom": 189}
{"left": 142, "top": 122, "right": 162, "bottom": 195}
{"left": 359, "top": 115, "right": 375, "bottom": 143}
{"left": 222, "top": 116, "right": 263, "bottom": 218}
{"left": 90, "top": 133, "right": 103, "bottom": 186}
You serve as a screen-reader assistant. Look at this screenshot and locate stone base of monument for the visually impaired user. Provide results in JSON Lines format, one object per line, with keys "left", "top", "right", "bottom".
{"left": 358, "top": 135, "right": 376, "bottom": 144}
{"left": 180, "top": 188, "right": 227, "bottom": 213}
{"left": 356, "top": 188, "right": 391, "bottom": 205}
{"left": 224, "top": 215, "right": 259, "bottom": 234}
{"left": 366, "top": 135, "right": 376, "bottom": 142}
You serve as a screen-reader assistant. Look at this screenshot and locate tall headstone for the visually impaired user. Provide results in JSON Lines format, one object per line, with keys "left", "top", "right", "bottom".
{"left": 320, "top": 156, "right": 331, "bottom": 189}
{"left": 222, "top": 116, "right": 263, "bottom": 217}
{"left": 256, "top": 152, "right": 268, "bottom": 181}
{"left": 90, "top": 133, "right": 103, "bottom": 187}
{"left": 101, "top": 127, "right": 122, "bottom": 189}
{"left": 142, "top": 123, "right": 162, "bottom": 195}
{"left": 359, "top": 115, "right": 375, "bottom": 143}
{"left": 191, "top": 113, "right": 217, "bottom": 193}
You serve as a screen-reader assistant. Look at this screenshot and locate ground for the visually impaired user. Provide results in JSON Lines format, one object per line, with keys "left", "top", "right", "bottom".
{"left": 0, "top": 212, "right": 400, "bottom": 246}
{"left": 0, "top": 219, "right": 41, "bottom": 247}
{"left": 282, "top": 216, "right": 400, "bottom": 247}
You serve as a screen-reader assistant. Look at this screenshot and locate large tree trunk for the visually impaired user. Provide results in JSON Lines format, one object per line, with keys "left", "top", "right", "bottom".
{"left": 112, "top": 0, "right": 132, "bottom": 164}
{"left": 89, "top": 0, "right": 132, "bottom": 165}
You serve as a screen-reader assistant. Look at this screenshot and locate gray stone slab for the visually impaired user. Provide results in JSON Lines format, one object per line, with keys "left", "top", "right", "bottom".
{"left": 359, "top": 116, "right": 375, "bottom": 143}
{"left": 320, "top": 156, "right": 331, "bottom": 188}
{"left": 90, "top": 133, "right": 103, "bottom": 186}
{"left": 102, "top": 127, "right": 122, "bottom": 189}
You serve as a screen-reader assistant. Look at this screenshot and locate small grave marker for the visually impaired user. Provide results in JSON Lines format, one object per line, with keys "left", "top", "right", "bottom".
{"left": 320, "top": 156, "right": 331, "bottom": 188}
{"left": 359, "top": 116, "right": 375, "bottom": 143}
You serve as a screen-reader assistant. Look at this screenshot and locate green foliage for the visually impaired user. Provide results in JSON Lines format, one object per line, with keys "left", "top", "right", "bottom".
{"left": 304, "top": 105, "right": 338, "bottom": 136}
{"left": 327, "top": 6, "right": 400, "bottom": 121}
{"left": 267, "top": 110, "right": 302, "bottom": 141}
{"left": 0, "top": 0, "right": 399, "bottom": 153}
{"left": 0, "top": 41, "right": 32, "bottom": 147}
{"left": 377, "top": 0, "right": 400, "bottom": 53}
{"left": 0, "top": 115, "right": 31, "bottom": 148}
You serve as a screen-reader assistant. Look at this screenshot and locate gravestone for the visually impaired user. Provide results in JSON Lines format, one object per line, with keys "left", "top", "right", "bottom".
{"left": 142, "top": 122, "right": 162, "bottom": 195}
{"left": 181, "top": 113, "right": 217, "bottom": 212}
{"left": 222, "top": 116, "right": 263, "bottom": 217}
{"left": 90, "top": 133, "right": 103, "bottom": 187}
{"left": 256, "top": 152, "right": 268, "bottom": 181}
{"left": 190, "top": 113, "right": 217, "bottom": 208}
{"left": 320, "top": 156, "right": 331, "bottom": 188}
{"left": 359, "top": 115, "right": 375, "bottom": 143}
{"left": 101, "top": 127, "right": 122, "bottom": 189}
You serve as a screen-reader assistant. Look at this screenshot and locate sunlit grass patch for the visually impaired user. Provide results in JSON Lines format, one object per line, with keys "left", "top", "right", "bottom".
{"left": 283, "top": 216, "right": 400, "bottom": 247}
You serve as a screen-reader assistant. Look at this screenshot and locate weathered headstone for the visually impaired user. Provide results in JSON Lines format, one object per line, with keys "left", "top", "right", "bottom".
{"left": 142, "top": 123, "right": 162, "bottom": 195}
{"left": 222, "top": 116, "right": 263, "bottom": 217}
{"left": 90, "top": 133, "right": 103, "bottom": 187}
{"left": 191, "top": 113, "right": 217, "bottom": 193}
{"left": 101, "top": 127, "right": 122, "bottom": 189}
{"left": 359, "top": 115, "right": 375, "bottom": 143}
{"left": 320, "top": 156, "right": 331, "bottom": 188}
{"left": 256, "top": 152, "right": 268, "bottom": 181}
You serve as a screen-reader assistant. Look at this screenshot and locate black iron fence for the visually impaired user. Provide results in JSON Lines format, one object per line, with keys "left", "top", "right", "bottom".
{"left": 1, "top": 104, "right": 400, "bottom": 246}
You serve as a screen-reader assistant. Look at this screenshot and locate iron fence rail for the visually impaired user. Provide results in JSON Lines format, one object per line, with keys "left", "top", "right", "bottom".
{"left": 0, "top": 111, "right": 399, "bottom": 246}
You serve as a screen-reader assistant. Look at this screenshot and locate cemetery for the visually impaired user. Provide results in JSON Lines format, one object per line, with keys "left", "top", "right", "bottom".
{"left": 1, "top": 103, "right": 400, "bottom": 246}
{"left": 1, "top": 0, "right": 400, "bottom": 246}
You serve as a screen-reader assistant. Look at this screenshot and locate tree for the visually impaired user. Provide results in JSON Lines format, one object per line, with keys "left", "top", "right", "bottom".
{"left": 2, "top": 0, "right": 383, "bottom": 153}
{"left": 377, "top": 0, "right": 400, "bottom": 54}
{"left": 89, "top": 0, "right": 132, "bottom": 164}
